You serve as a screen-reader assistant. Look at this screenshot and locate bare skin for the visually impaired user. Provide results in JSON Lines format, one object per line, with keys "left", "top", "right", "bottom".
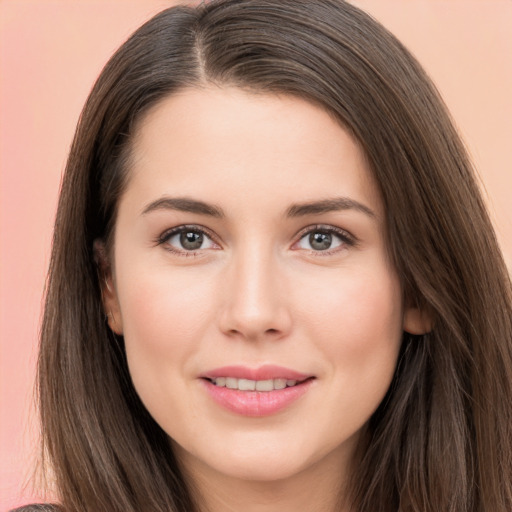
{"left": 101, "top": 87, "right": 429, "bottom": 512}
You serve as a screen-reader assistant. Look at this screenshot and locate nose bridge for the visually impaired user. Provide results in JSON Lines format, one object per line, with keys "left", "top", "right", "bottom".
{"left": 220, "top": 239, "right": 290, "bottom": 340}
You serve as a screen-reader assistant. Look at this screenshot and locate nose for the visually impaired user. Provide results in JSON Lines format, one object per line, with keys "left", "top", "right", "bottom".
{"left": 218, "top": 246, "right": 292, "bottom": 342}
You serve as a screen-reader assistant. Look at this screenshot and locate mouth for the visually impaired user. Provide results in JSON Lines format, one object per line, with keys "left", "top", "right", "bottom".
{"left": 204, "top": 376, "right": 311, "bottom": 391}
{"left": 200, "top": 365, "right": 315, "bottom": 416}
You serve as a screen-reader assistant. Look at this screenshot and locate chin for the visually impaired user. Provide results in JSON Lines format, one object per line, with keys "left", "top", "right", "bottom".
{"left": 172, "top": 431, "right": 319, "bottom": 482}
{"left": 212, "top": 455, "right": 309, "bottom": 483}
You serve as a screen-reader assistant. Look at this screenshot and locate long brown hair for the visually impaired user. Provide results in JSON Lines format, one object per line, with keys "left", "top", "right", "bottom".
{"left": 38, "top": 1, "right": 512, "bottom": 510}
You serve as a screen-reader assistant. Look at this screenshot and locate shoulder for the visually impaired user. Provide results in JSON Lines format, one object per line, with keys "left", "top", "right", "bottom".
{"left": 9, "top": 505, "right": 62, "bottom": 512}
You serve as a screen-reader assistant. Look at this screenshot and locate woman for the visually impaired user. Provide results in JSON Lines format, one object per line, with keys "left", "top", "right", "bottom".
{"left": 13, "top": 0, "right": 512, "bottom": 511}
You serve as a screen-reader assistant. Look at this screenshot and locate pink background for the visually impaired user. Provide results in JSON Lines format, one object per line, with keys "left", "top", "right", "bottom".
{"left": 1, "top": 1, "right": 511, "bottom": 509}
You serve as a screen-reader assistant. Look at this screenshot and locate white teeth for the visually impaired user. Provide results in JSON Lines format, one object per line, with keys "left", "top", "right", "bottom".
{"left": 211, "top": 377, "right": 300, "bottom": 391}
{"left": 225, "top": 377, "right": 238, "bottom": 389}
{"left": 238, "top": 378, "right": 256, "bottom": 391}
{"left": 274, "top": 378, "right": 287, "bottom": 390}
{"left": 256, "top": 379, "right": 274, "bottom": 391}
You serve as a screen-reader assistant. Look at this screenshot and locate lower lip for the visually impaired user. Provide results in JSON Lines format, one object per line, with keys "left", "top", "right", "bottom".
{"left": 201, "top": 379, "right": 314, "bottom": 417}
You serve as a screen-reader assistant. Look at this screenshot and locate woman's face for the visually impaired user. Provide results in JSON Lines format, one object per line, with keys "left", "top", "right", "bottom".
{"left": 103, "top": 87, "right": 422, "bottom": 484}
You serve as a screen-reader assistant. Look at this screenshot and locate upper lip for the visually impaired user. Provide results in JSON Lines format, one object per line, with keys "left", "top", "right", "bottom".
{"left": 201, "top": 365, "right": 312, "bottom": 381}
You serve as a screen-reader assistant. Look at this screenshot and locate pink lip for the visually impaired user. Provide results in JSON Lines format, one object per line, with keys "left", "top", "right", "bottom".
{"left": 200, "top": 365, "right": 315, "bottom": 417}
{"left": 201, "top": 364, "right": 310, "bottom": 381}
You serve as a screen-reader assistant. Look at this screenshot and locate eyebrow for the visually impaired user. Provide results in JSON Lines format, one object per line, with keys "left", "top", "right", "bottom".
{"left": 141, "top": 197, "right": 225, "bottom": 217}
{"left": 141, "top": 196, "right": 375, "bottom": 220}
{"left": 286, "top": 197, "right": 376, "bottom": 218}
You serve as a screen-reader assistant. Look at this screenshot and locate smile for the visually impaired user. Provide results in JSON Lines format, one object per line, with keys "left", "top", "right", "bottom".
{"left": 201, "top": 365, "right": 315, "bottom": 416}
{"left": 208, "top": 377, "right": 299, "bottom": 391}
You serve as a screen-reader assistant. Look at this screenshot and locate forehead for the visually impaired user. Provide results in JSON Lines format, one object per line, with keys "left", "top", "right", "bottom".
{"left": 124, "top": 86, "right": 382, "bottom": 218}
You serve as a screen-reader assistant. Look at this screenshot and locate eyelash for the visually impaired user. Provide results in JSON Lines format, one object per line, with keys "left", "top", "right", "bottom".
{"left": 156, "top": 224, "right": 219, "bottom": 257}
{"left": 155, "top": 224, "right": 357, "bottom": 256}
{"left": 294, "top": 224, "right": 357, "bottom": 255}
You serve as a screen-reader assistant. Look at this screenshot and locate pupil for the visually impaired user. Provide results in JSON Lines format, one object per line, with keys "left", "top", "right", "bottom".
{"left": 310, "top": 232, "right": 332, "bottom": 250}
{"left": 180, "top": 231, "right": 203, "bottom": 250}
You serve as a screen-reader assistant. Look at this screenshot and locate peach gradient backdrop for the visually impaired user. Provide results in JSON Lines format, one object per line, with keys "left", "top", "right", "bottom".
{"left": 1, "top": 1, "right": 511, "bottom": 509}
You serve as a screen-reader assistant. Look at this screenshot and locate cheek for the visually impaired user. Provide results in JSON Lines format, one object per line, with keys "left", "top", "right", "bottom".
{"left": 301, "top": 263, "right": 403, "bottom": 393}
{"left": 295, "top": 266, "right": 403, "bottom": 447}
{"left": 116, "top": 267, "right": 215, "bottom": 394}
{"left": 121, "top": 265, "right": 215, "bottom": 335}
{"left": 304, "top": 263, "right": 402, "bottom": 338}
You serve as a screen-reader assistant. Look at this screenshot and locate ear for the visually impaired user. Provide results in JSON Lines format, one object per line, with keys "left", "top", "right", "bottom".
{"left": 403, "top": 305, "right": 432, "bottom": 335}
{"left": 93, "top": 239, "right": 123, "bottom": 335}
